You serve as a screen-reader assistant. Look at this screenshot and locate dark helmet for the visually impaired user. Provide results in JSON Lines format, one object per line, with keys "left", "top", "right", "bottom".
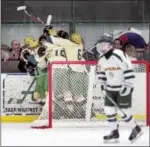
{"left": 97, "top": 34, "right": 113, "bottom": 45}
{"left": 39, "top": 35, "right": 46, "bottom": 44}
{"left": 43, "top": 25, "right": 53, "bottom": 35}
{"left": 57, "top": 30, "right": 69, "bottom": 39}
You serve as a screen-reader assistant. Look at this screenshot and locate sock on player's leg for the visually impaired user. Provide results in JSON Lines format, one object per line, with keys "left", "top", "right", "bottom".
{"left": 105, "top": 106, "right": 118, "bottom": 131}
{"left": 104, "top": 106, "right": 119, "bottom": 142}
{"left": 117, "top": 109, "right": 137, "bottom": 129}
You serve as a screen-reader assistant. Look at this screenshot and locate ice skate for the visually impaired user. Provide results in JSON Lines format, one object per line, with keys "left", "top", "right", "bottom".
{"left": 129, "top": 125, "right": 143, "bottom": 143}
{"left": 103, "top": 129, "right": 119, "bottom": 143}
{"left": 28, "top": 100, "right": 45, "bottom": 106}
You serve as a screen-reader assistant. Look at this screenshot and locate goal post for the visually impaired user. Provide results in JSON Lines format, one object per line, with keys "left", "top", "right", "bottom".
{"left": 31, "top": 60, "right": 149, "bottom": 128}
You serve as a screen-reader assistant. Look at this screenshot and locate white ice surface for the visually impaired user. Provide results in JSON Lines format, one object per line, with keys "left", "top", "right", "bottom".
{"left": 1, "top": 123, "right": 149, "bottom": 146}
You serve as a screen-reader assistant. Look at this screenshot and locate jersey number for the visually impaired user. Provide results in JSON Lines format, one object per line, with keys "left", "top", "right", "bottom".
{"left": 55, "top": 49, "right": 66, "bottom": 58}
{"left": 78, "top": 49, "right": 82, "bottom": 60}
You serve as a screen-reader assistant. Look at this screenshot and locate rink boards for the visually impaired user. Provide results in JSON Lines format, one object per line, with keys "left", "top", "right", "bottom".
{"left": 1, "top": 73, "right": 147, "bottom": 122}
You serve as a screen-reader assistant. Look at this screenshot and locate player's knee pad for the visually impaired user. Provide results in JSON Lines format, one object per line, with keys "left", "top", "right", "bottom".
{"left": 104, "top": 106, "right": 117, "bottom": 122}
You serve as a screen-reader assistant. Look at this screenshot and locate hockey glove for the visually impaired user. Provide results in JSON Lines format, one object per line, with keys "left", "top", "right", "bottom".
{"left": 21, "top": 49, "right": 31, "bottom": 62}
{"left": 82, "top": 50, "right": 96, "bottom": 61}
{"left": 25, "top": 55, "right": 37, "bottom": 76}
{"left": 37, "top": 46, "right": 46, "bottom": 57}
{"left": 119, "top": 82, "right": 134, "bottom": 97}
{"left": 25, "top": 61, "right": 37, "bottom": 76}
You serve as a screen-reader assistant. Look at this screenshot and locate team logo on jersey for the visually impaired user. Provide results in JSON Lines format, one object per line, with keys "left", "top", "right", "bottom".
{"left": 105, "top": 67, "right": 121, "bottom": 71}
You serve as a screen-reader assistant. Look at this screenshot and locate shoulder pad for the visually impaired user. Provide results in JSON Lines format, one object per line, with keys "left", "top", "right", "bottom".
{"left": 112, "top": 49, "right": 126, "bottom": 62}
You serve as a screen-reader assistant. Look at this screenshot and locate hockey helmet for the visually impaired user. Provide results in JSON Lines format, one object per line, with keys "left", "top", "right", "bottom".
{"left": 97, "top": 34, "right": 113, "bottom": 44}
{"left": 28, "top": 39, "right": 39, "bottom": 49}
{"left": 96, "top": 34, "right": 113, "bottom": 55}
{"left": 57, "top": 30, "right": 69, "bottom": 39}
{"left": 48, "top": 28, "right": 57, "bottom": 36}
{"left": 24, "top": 36, "right": 33, "bottom": 45}
{"left": 71, "top": 33, "right": 82, "bottom": 44}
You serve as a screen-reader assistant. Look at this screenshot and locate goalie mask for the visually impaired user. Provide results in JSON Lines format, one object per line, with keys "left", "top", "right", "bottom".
{"left": 96, "top": 35, "right": 113, "bottom": 55}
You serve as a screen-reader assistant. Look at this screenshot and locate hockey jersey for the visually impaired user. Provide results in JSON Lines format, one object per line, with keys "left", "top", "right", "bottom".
{"left": 51, "top": 36, "right": 84, "bottom": 61}
{"left": 51, "top": 36, "right": 87, "bottom": 72}
{"left": 97, "top": 49, "right": 135, "bottom": 91}
{"left": 43, "top": 41, "right": 67, "bottom": 62}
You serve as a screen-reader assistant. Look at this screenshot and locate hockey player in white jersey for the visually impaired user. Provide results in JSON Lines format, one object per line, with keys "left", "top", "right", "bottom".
{"left": 96, "top": 35, "right": 142, "bottom": 143}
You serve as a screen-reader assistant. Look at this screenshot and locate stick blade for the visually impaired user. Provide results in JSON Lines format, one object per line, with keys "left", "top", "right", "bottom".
{"left": 46, "top": 15, "right": 52, "bottom": 26}
{"left": 17, "top": 6, "right": 26, "bottom": 11}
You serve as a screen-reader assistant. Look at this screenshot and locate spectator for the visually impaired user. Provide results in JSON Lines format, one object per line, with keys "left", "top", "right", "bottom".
{"left": 124, "top": 44, "right": 137, "bottom": 60}
{"left": 9, "top": 40, "right": 21, "bottom": 60}
{"left": 11, "top": 40, "right": 27, "bottom": 72}
{"left": 2, "top": 40, "right": 27, "bottom": 72}
{"left": 1, "top": 44, "right": 10, "bottom": 62}
{"left": 143, "top": 41, "right": 150, "bottom": 63}
{"left": 113, "top": 38, "right": 123, "bottom": 49}
{"left": 2, "top": 41, "right": 21, "bottom": 61}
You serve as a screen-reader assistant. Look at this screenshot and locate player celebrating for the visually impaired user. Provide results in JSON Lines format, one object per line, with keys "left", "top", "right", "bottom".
{"left": 47, "top": 30, "right": 88, "bottom": 118}
{"left": 53, "top": 31, "right": 87, "bottom": 100}
{"left": 96, "top": 35, "right": 142, "bottom": 143}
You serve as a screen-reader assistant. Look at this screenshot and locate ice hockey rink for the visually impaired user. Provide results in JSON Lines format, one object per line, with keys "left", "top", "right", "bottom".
{"left": 1, "top": 123, "right": 149, "bottom": 146}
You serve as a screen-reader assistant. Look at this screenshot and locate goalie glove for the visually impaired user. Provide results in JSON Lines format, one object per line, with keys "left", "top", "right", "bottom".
{"left": 25, "top": 55, "right": 37, "bottom": 76}
{"left": 119, "top": 82, "right": 134, "bottom": 97}
{"left": 25, "top": 61, "right": 37, "bottom": 76}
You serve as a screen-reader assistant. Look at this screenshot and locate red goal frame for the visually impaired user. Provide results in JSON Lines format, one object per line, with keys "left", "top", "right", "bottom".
{"left": 48, "top": 60, "right": 149, "bottom": 128}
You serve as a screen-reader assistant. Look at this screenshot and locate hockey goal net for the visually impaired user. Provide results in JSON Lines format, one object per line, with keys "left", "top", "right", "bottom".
{"left": 31, "top": 61, "right": 149, "bottom": 128}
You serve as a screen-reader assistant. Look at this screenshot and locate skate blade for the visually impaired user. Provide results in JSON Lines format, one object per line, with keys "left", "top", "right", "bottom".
{"left": 28, "top": 102, "right": 39, "bottom": 104}
{"left": 130, "top": 131, "right": 143, "bottom": 143}
{"left": 104, "top": 139, "right": 119, "bottom": 144}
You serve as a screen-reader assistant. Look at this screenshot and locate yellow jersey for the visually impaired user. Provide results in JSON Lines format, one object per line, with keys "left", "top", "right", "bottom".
{"left": 51, "top": 37, "right": 87, "bottom": 72}
{"left": 52, "top": 37, "right": 84, "bottom": 61}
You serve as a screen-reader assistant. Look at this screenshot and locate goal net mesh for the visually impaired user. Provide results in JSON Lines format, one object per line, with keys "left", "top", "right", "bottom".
{"left": 31, "top": 61, "right": 149, "bottom": 128}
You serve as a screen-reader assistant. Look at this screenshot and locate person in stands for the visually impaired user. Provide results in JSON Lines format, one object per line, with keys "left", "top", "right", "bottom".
{"left": 113, "top": 38, "right": 123, "bottom": 49}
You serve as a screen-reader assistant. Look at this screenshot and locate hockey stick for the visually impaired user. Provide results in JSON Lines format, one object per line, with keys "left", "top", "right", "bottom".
{"left": 104, "top": 92, "right": 127, "bottom": 117}
{"left": 17, "top": 5, "right": 48, "bottom": 26}
{"left": 17, "top": 5, "right": 44, "bottom": 25}
{"left": 105, "top": 92, "right": 145, "bottom": 127}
